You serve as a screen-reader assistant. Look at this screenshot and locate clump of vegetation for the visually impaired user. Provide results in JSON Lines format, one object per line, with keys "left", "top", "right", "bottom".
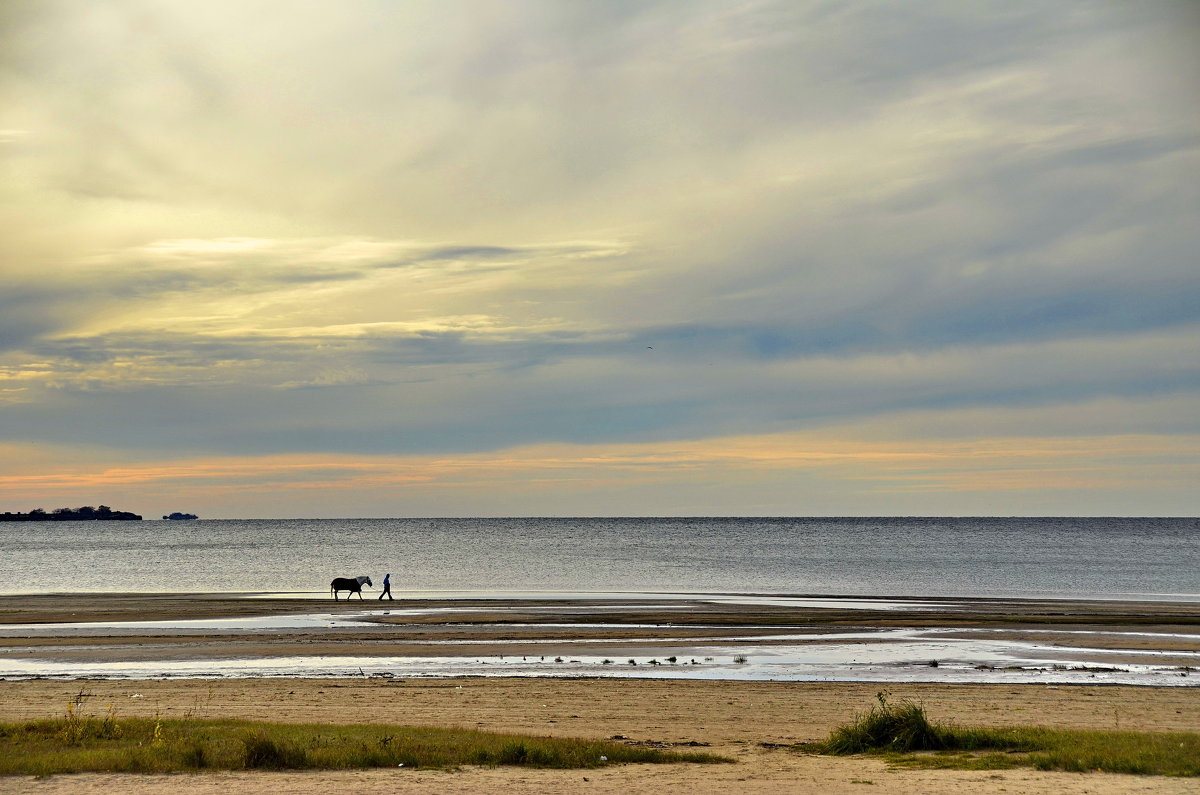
{"left": 240, "top": 731, "right": 308, "bottom": 769}
{"left": 0, "top": 707, "right": 730, "bottom": 776}
{"left": 801, "top": 691, "right": 1200, "bottom": 777}
{"left": 818, "top": 691, "right": 953, "bottom": 754}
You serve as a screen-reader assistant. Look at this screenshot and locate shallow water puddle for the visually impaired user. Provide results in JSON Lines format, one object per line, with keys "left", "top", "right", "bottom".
{"left": 1, "top": 625, "right": 1194, "bottom": 686}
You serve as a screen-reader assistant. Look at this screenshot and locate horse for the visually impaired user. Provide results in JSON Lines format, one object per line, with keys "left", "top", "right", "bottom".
{"left": 330, "top": 575, "right": 372, "bottom": 600}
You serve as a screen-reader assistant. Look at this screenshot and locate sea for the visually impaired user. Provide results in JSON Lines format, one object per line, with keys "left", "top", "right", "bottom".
{"left": 2, "top": 516, "right": 1197, "bottom": 600}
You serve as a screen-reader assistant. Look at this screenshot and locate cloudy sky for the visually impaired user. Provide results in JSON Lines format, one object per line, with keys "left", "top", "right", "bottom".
{"left": 1, "top": 1, "right": 1197, "bottom": 518}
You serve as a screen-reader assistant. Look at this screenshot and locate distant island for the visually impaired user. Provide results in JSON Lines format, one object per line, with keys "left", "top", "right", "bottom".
{"left": 1, "top": 506, "right": 142, "bottom": 521}
{"left": 163, "top": 512, "right": 199, "bottom": 520}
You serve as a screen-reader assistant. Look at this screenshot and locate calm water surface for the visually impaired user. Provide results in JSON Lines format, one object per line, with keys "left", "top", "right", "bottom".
{"left": 2, "top": 517, "right": 1197, "bottom": 599}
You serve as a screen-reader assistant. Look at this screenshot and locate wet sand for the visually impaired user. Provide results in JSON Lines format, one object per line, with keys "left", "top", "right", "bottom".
{"left": 5, "top": 591, "right": 1200, "bottom": 628}
{"left": 0, "top": 593, "right": 1197, "bottom": 677}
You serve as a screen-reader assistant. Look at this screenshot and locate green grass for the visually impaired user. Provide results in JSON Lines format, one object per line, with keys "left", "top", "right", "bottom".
{"left": 0, "top": 706, "right": 730, "bottom": 776}
{"left": 799, "top": 691, "right": 1200, "bottom": 777}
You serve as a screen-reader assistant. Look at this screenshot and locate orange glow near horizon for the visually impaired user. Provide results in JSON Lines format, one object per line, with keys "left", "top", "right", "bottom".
{"left": 3, "top": 431, "right": 1196, "bottom": 517}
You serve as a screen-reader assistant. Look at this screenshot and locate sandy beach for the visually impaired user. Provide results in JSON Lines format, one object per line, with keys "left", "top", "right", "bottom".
{"left": 1, "top": 677, "right": 1197, "bottom": 793}
{"left": 0, "top": 594, "right": 1196, "bottom": 792}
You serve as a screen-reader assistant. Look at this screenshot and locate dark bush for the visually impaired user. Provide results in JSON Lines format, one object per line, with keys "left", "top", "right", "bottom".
{"left": 241, "top": 732, "right": 307, "bottom": 769}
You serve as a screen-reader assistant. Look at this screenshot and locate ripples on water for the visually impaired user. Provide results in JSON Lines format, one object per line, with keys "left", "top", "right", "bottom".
{"left": 2, "top": 517, "right": 1197, "bottom": 599}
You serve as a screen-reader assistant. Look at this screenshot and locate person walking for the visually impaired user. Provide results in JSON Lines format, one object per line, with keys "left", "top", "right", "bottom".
{"left": 379, "top": 572, "right": 393, "bottom": 600}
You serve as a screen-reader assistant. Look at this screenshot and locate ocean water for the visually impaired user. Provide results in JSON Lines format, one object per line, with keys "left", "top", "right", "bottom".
{"left": 1, "top": 517, "right": 1197, "bottom": 600}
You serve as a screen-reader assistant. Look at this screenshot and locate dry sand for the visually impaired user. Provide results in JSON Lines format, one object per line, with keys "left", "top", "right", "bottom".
{"left": 0, "top": 677, "right": 1197, "bottom": 794}
{"left": 0, "top": 594, "right": 1196, "bottom": 793}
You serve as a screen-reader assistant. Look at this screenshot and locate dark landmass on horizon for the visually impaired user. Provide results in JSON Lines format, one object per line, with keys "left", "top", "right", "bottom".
{"left": 0, "top": 505, "right": 141, "bottom": 521}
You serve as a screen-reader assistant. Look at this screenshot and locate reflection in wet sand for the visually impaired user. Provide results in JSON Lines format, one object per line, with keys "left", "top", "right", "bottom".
{"left": 0, "top": 594, "right": 1195, "bottom": 686}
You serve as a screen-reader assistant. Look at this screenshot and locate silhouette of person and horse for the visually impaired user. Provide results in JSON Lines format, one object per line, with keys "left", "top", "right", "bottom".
{"left": 329, "top": 573, "right": 393, "bottom": 600}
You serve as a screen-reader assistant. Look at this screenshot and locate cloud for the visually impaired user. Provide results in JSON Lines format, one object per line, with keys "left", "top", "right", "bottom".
{"left": 2, "top": 318, "right": 1195, "bottom": 461}
{"left": 0, "top": 290, "right": 60, "bottom": 353}
{"left": 0, "top": 1, "right": 1197, "bottom": 514}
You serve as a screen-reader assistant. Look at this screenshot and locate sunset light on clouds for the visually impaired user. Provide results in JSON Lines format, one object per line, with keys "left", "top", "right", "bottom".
{"left": 1, "top": 1, "right": 1197, "bottom": 517}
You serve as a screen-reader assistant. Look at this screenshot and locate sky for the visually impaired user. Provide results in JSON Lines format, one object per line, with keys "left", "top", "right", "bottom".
{"left": 1, "top": 1, "right": 1197, "bottom": 518}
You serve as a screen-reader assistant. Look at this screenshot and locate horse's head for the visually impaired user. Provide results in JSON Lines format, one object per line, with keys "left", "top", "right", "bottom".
{"left": 362, "top": 576, "right": 373, "bottom": 587}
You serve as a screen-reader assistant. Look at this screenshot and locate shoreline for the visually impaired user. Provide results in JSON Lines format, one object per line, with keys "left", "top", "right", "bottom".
{"left": 5, "top": 589, "right": 1200, "bottom": 620}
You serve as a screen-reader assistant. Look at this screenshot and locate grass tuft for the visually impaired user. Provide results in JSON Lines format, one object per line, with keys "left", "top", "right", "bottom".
{"left": 241, "top": 731, "right": 307, "bottom": 769}
{"left": 820, "top": 691, "right": 951, "bottom": 754}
